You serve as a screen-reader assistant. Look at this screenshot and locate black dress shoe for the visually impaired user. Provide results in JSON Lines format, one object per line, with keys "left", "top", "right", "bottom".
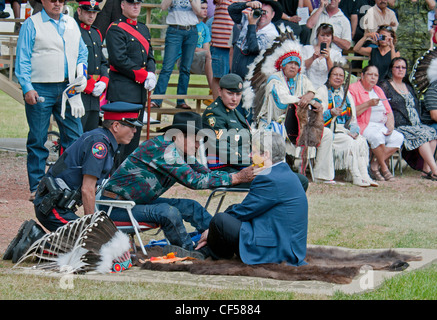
{"left": 12, "top": 220, "right": 46, "bottom": 263}
{"left": 0, "top": 11, "right": 10, "bottom": 19}
{"left": 2, "top": 220, "right": 29, "bottom": 260}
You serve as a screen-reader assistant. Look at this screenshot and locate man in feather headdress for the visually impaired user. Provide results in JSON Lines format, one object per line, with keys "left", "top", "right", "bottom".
{"left": 244, "top": 30, "right": 335, "bottom": 183}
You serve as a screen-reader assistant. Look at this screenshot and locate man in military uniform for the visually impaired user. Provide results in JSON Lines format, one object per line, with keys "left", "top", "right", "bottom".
{"left": 202, "top": 73, "right": 252, "bottom": 172}
{"left": 3, "top": 102, "right": 143, "bottom": 263}
{"left": 75, "top": 0, "right": 110, "bottom": 132}
{"left": 105, "top": 0, "right": 156, "bottom": 167}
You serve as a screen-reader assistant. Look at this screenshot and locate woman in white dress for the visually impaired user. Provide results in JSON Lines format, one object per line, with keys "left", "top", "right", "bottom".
{"left": 302, "top": 23, "right": 343, "bottom": 89}
{"left": 319, "top": 65, "right": 378, "bottom": 187}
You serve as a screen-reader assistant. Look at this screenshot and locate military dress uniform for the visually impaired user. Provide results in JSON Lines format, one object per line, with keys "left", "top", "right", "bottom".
{"left": 202, "top": 97, "right": 251, "bottom": 171}
{"left": 75, "top": 1, "right": 110, "bottom": 132}
{"left": 34, "top": 102, "right": 143, "bottom": 232}
{"left": 105, "top": 12, "right": 156, "bottom": 166}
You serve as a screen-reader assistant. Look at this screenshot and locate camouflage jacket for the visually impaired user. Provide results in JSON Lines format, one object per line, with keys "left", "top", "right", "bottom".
{"left": 103, "top": 135, "right": 233, "bottom": 204}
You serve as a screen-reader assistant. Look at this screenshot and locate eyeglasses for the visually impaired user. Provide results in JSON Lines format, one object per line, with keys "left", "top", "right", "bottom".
{"left": 49, "top": 0, "right": 65, "bottom": 3}
{"left": 393, "top": 66, "right": 407, "bottom": 70}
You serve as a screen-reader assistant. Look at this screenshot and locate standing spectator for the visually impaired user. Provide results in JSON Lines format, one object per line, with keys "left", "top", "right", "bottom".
{"left": 75, "top": 0, "right": 110, "bottom": 132}
{"left": 391, "top": 0, "right": 436, "bottom": 70}
{"left": 362, "top": 0, "right": 398, "bottom": 33}
{"left": 150, "top": 0, "right": 201, "bottom": 110}
{"left": 15, "top": 0, "right": 89, "bottom": 201}
{"left": 229, "top": 0, "right": 281, "bottom": 79}
{"left": 209, "top": 0, "right": 239, "bottom": 99}
{"left": 338, "top": 0, "right": 359, "bottom": 40}
{"left": 275, "top": 0, "right": 312, "bottom": 45}
{"left": 105, "top": 0, "right": 156, "bottom": 167}
{"left": 306, "top": 0, "right": 352, "bottom": 53}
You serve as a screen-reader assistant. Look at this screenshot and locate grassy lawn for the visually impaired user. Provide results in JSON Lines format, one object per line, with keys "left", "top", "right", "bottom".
{"left": 0, "top": 88, "right": 436, "bottom": 300}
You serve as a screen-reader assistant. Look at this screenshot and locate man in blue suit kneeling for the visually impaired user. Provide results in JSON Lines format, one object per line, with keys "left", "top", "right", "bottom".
{"left": 196, "top": 131, "right": 308, "bottom": 266}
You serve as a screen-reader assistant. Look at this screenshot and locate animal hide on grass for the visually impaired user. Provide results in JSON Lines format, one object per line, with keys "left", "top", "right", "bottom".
{"left": 138, "top": 246, "right": 421, "bottom": 284}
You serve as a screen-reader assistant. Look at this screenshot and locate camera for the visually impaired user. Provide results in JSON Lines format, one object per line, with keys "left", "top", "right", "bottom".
{"left": 320, "top": 42, "right": 327, "bottom": 51}
{"left": 377, "top": 34, "right": 386, "bottom": 41}
{"left": 252, "top": 8, "right": 263, "bottom": 19}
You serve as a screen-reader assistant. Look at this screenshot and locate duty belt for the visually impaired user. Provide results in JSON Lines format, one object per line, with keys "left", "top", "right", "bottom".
{"left": 102, "top": 190, "right": 127, "bottom": 200}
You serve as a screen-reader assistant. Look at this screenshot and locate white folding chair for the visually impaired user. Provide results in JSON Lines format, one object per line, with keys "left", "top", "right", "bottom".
{"left": 95, "top": 199, "right": 159, "bottom": 256}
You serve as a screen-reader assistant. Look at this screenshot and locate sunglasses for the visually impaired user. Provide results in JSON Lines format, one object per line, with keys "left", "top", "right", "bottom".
{"left": 49, "top": 0, "right": 66, "bottom": 3}
{"left": 379, "top": 25, "right": 393, "bottom": 31}
{"left": 119, "top": 121, "right": 136, "bottom": 128}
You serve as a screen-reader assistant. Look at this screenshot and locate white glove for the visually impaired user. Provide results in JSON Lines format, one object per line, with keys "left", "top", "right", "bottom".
{"left": 73, "top": 63, "right": 88, "bottom": 93}
{"left": 144, "top": 72, "right": 157, "bottom": 91}
{"left": 92, "top": 81, "right": 107, "bottom": 97}
{"left": 61, "top": 84, "right": 85, "bottom": 119}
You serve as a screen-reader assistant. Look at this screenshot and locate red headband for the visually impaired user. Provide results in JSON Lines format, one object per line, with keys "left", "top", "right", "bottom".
{"left": 275, "top": 51, "right": 302, "bottom": 71}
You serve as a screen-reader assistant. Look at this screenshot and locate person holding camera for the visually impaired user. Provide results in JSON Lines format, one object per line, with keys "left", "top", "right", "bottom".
{"left": 228, "top": 0, "right": 282, "bottom": 80}
{"left": 302, "top": 23, "right": 343, "bottom": 89}
{"left": 353, "top": 25, "right": 400, "bottom": 82}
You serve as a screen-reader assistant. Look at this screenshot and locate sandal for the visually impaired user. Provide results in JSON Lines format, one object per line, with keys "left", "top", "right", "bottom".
{"left": 381, "top": 170, "right": 395, "bottom": 181}
{"left": 369, "top": 168, "right": 385, "bottom": 181}
{"left": 421, "top": 170, "right": 432, "bottom": 180}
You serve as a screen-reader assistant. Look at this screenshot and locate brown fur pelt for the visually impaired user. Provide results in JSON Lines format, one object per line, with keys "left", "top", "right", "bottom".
{"left": 138, "top": 246, "right": 421, "bottom": 285}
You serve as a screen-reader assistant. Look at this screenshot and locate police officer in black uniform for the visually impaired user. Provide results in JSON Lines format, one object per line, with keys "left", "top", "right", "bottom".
{"left": 105, "top": 0, "right": 156, "bottom": 168}
{"left": 33, "top": 102, "right": 144, "bottom": 232}
{"left": 75, "top": 0, "right": 110, "bottom": 132}
{"left": 202, "top": 73, "right": 252, "bottom": 172}
{"left": 3, "top": 102, "right": 144, "bottom": 263}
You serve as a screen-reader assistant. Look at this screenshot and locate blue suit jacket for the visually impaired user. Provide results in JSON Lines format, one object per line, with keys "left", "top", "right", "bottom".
{"left": 225, "top": 162, "right": 308, "bottom": 266}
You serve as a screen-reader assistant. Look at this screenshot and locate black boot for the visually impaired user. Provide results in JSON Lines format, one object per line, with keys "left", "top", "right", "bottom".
{"left": 3, "top": 220, "right": 30, "bottom": 260}
{"left": 11, "top": 220, "right": 46, "bottom": 263}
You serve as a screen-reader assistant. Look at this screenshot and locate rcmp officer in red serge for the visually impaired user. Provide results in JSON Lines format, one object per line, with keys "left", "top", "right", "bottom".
{"left": 3, "top": 102, "right": 144, "bottom": 263}
{"left": 105, "top": 0, "right": 156, "bottom": 167}
{"left": 74, "top": 0, "right": 110, "bottom": 132}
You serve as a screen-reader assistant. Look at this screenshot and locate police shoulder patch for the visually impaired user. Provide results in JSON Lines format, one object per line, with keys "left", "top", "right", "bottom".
{"left": 208, "top": 117, "right": 216, "bottom": 127}
{"left": 92, "top": 142, "right": 108, "bottom": 159}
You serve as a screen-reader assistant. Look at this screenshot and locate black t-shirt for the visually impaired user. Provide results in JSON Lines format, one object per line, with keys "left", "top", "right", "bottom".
{"left": 277, "top": 0, "right": 299, "bottom": 16}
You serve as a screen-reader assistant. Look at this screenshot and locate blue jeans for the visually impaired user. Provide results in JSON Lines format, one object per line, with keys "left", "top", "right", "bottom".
{"left": 152, "top": 26, "right": 198, "bottom": 106}
{"left": 101, "top": 197, "right": 212, "bottom": 250}
{"left": 25, "top": 82, "right": 83, "bottom": 192}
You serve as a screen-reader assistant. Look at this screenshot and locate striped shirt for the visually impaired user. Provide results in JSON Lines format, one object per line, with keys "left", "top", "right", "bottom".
{"left": 211, "top": 0, "right": 237, "bottom": 48}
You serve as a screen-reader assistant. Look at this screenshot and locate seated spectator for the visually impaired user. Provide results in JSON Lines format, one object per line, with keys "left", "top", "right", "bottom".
{"left": 229, "top": 0, "right": 282, "bottom": 80}
{"left": 319, "top": 65, "right": 378, "bottom": 187}
{"left": 202, "top": 73, "right": 251, "bottom": 172}
{"left": 353, "top": 25, "right": 400, "bottom": 82}
{"left": 306, "top": 0, "right": 352, "bottom": 53}
{"left": 302, "top": 23, "right": 344, "bottom": 89}
{"left": 350, "top": 65, "right": 404, "bottom": 182}
{"left": 201, "top": 131, "right": 308, "bottom": 266}
{"left": 202, "top": 73, "right": 310, "bottom": 190}
{"left": 254, "top": 44, "right": 335, "bottom": 183}
{"left": 274, "top": 0, "right": 313, "bottom": 45}
{"left": 101, "top": 112, "right": 255, "bottom": 259}
{"left": 380, "top": 57, "right": 437, "bottom": 180}
{"left": 423, "top": 57, "right": 437, "bottom": 132}
{"left": 362, "top": 0, "right": 399, "bottom": 34}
